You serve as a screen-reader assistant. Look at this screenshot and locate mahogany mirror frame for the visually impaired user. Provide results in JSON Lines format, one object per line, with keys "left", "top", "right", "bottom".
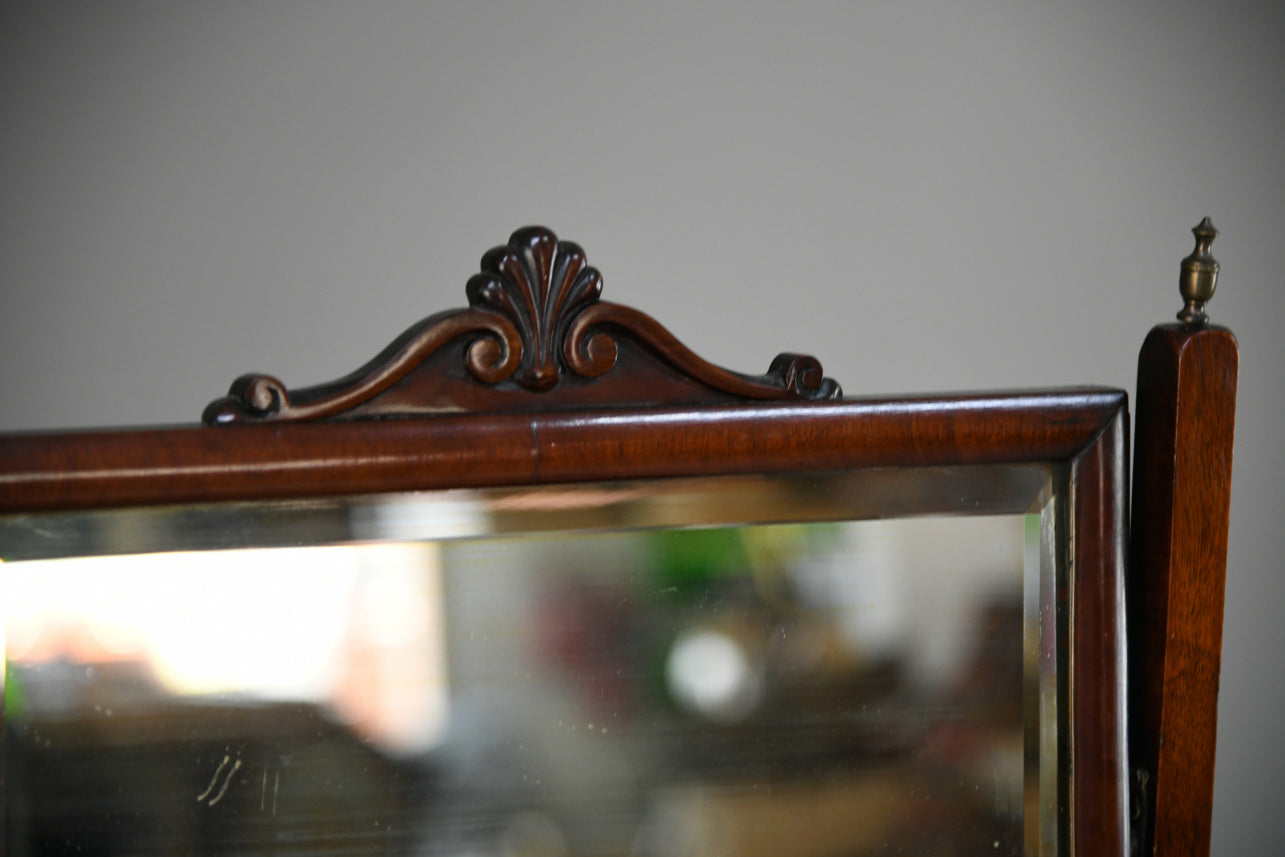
{"left": 0, "top": 224, "right": 1237, "bottom": 857}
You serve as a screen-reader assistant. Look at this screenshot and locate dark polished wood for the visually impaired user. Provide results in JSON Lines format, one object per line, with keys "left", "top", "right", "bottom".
{"left": 2, "top": 390, "right": 1122, "bottom": 514}
{"left": 202, "top": 226, "right": 840, "bottom": 425}
{"left": 1071, "top": 408, "right": 1130, "bottom": 857}
{"left": 1129, "top": 321, "right": 1238, "bottom": 857}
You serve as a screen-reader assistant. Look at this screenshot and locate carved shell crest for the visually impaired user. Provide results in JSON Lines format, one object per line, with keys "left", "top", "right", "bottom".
{"left": 202, "top": 225, "right": 841, "bottom": 425}
{"left": 465, "top": 226, "right": 602, "bottom": 391}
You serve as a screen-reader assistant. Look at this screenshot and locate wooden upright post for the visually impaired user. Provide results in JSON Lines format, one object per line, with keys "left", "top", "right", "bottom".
{"left": 1129, "top": 218, "right": 1239, "bottom": 857}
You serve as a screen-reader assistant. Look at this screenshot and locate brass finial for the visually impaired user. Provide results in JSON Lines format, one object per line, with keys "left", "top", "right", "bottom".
{"left": 1178, "top": 217, "right": 1219, "bottom": 325}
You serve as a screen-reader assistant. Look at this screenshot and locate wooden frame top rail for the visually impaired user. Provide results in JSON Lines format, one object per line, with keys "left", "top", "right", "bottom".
{"left": 0, "top": 389, "right": 1124, "bottom": 514}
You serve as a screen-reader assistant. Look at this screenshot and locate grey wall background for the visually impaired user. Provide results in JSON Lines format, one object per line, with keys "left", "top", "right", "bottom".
{"left": 2, "top": 2, "right": 1282, "bottom": 851}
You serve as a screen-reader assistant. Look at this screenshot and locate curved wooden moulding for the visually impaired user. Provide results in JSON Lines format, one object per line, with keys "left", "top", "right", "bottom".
{"left": 203, "top": 226, "right": 842, "bottom": 425}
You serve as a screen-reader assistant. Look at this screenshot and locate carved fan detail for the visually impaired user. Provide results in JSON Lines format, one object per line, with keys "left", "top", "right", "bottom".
{"left": 465, "top": 226, "right": 603, "bottom": 391}
{"left": 204, "top": 226, "right": 841, "bottom": 424}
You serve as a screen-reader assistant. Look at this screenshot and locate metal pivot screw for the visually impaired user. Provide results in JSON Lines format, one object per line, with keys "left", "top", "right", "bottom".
{"left": 1178, "top": 217, "right": 1219, "bottom": 325}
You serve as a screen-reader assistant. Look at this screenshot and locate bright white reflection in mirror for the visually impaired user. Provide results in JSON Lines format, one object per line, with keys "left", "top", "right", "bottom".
{"left": 6, "top": 543, "right": 449, "bottom": 755}
{"left": 667, "top": 628, "right": 763, "bottom": 722}
{"left": 3, "top": 469, "right": 1058, "bottom": 856}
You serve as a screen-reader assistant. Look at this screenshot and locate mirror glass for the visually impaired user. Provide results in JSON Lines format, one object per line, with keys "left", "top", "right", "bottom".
{"left": 3, "top": 465, "right": 1061, "bottom": 856}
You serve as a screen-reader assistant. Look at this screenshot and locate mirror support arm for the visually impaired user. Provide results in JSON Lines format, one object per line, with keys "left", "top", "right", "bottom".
{"left": 1128, "top": 219, "right": 1238, "bottom": 857}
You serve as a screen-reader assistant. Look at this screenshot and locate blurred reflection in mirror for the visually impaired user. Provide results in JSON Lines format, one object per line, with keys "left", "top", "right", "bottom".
{"left": 5, "top": 505, "right": 1052, "bottom": 856}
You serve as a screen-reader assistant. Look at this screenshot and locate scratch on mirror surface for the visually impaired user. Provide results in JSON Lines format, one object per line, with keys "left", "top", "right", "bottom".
{"left": 207, "top": 758, "right": 242, "bottom": 806}
{"left": 196, "top": 754, "right": 230, "bottom": 802}
{"left": 261, "top": 765, "right": 268, "bottom": 811}
{"left": 273, "top": 769, "right": 280, "bottom": 816}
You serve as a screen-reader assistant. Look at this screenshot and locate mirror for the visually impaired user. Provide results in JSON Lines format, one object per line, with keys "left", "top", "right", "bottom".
{"left": 0, "top": 226, "right": 1135, "bottom": 856}
{"left": 5, "top": 465, "right": 1061, "bottom": 856}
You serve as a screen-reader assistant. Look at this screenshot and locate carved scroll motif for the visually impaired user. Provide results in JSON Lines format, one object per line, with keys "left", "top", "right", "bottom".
{"left": 204, "top": 226, "right": 841, "bottom": 425}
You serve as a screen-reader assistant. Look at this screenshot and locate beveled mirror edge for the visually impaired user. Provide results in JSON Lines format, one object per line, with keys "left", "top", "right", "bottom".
{"left": 1, "top": 463, "right": 1058, "bottom": 563}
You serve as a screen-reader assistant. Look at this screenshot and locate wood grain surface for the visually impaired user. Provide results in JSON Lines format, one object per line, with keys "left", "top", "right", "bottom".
{"left": 1129, "top": 323, "right": 1238, "bottom": 857}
